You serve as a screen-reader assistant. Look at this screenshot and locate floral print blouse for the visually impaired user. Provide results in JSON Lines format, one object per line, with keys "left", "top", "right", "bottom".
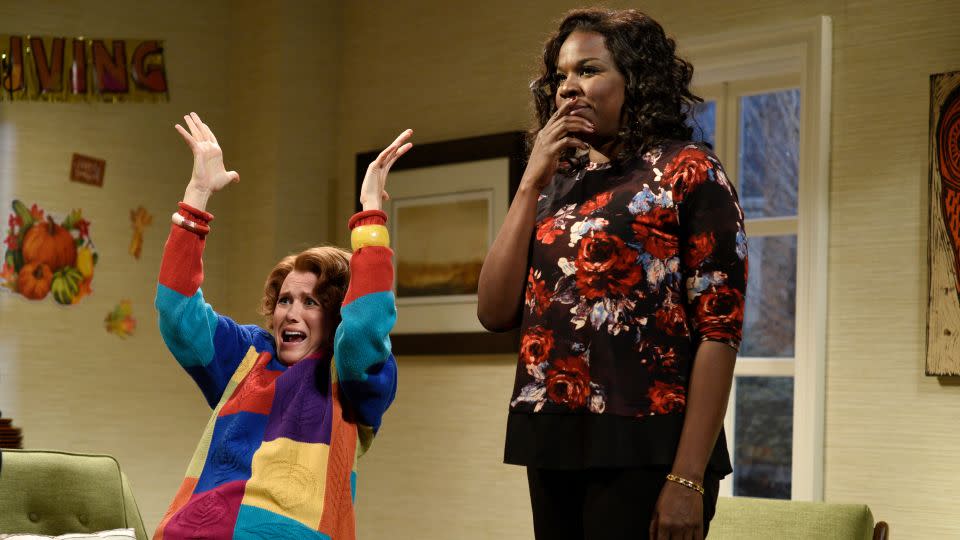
{"left": 509, "top": 141, "right": 747, "bottom": 420}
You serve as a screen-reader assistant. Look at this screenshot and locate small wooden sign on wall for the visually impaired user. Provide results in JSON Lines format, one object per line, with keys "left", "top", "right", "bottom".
{"left": 70, "top": 153, "right": 105, "bottom": 187}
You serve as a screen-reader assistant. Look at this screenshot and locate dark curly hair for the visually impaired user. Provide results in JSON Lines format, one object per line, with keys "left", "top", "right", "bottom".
{"left": 530, "top": 8, "right": 701, "bottom": 159}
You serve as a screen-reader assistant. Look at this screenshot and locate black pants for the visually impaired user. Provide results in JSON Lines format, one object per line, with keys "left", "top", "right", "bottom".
{"left": 527, "top": 467, "right": 720, "bottom": 540}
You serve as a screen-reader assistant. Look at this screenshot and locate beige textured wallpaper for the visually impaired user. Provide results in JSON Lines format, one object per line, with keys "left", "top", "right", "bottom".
{"left": 4, "top": 1, "right": 960, "bottom": 539}
{"left": 218, "top": 0, "right": 342, "bottom": 323}
{"left": 0, "top": 0, "right": 233, "bottom": 531}
{"left": 0, "top": 0, "right": 341, "bottom": 533}
{"left": 826, "top": 1, "right": 960, "bottom": 538}
{"left": 355, "top": 355, "right": 531, "bottom": 538}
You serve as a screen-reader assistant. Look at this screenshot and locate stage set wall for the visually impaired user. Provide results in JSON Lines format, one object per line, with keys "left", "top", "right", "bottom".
{"left": 0, "top": 0, "right": 341, "bottom": 532}
{"left": 1, "top": 1, "right": 958, "bottom": 538}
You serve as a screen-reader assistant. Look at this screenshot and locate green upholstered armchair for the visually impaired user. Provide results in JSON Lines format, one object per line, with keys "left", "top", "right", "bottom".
{"left": 710, "top": 496, "right": 890, "bottom": 539}
{"left": 0, "top": 449, "right": 147, "bottom": 540}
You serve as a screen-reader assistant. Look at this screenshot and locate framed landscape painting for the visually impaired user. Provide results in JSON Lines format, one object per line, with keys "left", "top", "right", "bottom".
{"left": 393, "top": 190, "right": 491, "bottom": 302}
{"left": 355, "top": 132, "right": 525, "bottom": 354}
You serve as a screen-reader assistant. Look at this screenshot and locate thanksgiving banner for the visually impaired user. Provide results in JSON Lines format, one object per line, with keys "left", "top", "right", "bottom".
{"left": 2, "top": 200, "right": 98, "bottom": 304}
{"left": 0, "top": 35, "right": 168, "bottom": 102}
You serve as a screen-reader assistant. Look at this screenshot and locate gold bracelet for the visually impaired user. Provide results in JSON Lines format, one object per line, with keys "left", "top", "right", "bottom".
{"left": 351, "top": 224, "right": 390, "bottom": 251}
{"left": 666, "top": 473, "right": 705, "bottom": 495}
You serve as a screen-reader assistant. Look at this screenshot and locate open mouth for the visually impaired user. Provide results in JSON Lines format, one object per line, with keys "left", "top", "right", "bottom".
{"left": 281, "top": 330, "right": 306, "bottom": 344}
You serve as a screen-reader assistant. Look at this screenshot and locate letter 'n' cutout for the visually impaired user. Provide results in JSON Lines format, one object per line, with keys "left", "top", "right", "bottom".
{"left": 92, "top": 39, "right": 128, "bottom": 93}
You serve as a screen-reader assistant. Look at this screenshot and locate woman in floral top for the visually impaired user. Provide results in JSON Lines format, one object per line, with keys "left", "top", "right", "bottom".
{"left": 478, "top": 8, "right": 747, "bottom": 540}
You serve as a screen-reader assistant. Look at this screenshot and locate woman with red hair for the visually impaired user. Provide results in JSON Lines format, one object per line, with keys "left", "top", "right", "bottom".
{"left": 154, "top": 112, "right": 410, "bottom": 539}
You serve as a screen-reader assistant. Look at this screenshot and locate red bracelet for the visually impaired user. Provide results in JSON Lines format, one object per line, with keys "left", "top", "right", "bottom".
{"left": 171, "top": 211, "right": 210, "bottom": 236}
{"left": 177, "top": 202, "right": 214, "bottom": 222}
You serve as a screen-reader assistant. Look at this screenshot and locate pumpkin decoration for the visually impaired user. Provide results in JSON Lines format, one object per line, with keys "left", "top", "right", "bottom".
{"left": 51, "top": 266, "right": 84, "bottom": 305}
{"left": 22, "top": 217, "right": 77, "bottom": 271}
{"left": 18, "top": 262, "right": 53, "bottom": 300}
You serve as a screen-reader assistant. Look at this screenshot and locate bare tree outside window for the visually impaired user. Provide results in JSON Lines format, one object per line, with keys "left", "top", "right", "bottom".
{"left": 739, "top": 90, "right": 801, "bottom": 219}
{"left": 734, "top": 376, "right": 794, "bottom": 499}
{"left": 741, "top": 235, "right": 796, "bottom": 358}
{"left": 688, "top": 89, "right": 801, "bottom": 500}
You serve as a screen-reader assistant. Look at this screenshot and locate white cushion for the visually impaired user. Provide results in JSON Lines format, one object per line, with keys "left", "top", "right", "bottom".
{"left": 0, "top": 529, "right": 136, "bottom": 540}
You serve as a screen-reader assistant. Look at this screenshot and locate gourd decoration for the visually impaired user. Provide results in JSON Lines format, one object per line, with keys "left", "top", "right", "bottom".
{"left": 52, "top": 267, "right": 84, "bottom": 305}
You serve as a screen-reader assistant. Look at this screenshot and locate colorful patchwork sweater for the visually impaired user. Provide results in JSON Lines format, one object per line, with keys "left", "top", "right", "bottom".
{"left": 153, "top": 205, "right": 397, "bottom": 540}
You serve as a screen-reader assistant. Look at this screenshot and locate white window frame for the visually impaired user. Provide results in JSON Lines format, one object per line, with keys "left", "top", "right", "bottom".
{"left": 682, "top": 16, "right": 832, "bottom": 501}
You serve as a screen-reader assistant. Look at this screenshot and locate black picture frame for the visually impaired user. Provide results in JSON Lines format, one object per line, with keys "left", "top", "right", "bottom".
{"left": 355, "top": 131, "right": 527, "bottom": 355}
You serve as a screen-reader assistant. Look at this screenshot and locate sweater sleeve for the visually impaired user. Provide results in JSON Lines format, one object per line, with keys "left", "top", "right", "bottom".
{"left": 675, "top": 145, "right": 748, "bottom": 351}
{"left": 333, "top": 210, "right": 398, "bottom": 432}
{"left": 155, "top": 203, "right": 268, "bottom": 408}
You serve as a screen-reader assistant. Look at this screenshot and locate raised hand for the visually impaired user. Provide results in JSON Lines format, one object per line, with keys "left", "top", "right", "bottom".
{"left": 359, "top": 129, "right": 413, "bottom": 212}
{"left": 174, "top": 112, "right": 239, "bottom": 197}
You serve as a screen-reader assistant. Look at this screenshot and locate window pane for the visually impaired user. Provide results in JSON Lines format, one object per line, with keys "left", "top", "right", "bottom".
{"left": 738, "top": 89, "right": 800, "bottom": 219}
{"left": 740, "top": 234, "right": 796, "bottom": 357}
{"left": 734, "top": 376, "right": 793, "bottom": 499}
{"left": 686, "top": 100, "right": 716, "bottom": 148}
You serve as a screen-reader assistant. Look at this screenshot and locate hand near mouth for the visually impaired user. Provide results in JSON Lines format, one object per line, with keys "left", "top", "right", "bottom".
{"left": 567, "top": 102, "right": 591, "bottom": 116}
{"left": 522, "top": 97, "right": 596, "bottom": 189}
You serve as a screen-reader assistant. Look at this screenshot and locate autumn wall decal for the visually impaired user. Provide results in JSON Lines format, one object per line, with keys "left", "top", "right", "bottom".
{"left": 105, "top": 299, "right": 136, "bottom": 338}
{"left": 2, "top": 200, "right": 98, "bottom": 304}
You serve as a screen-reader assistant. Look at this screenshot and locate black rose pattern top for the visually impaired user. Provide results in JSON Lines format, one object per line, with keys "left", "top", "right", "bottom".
{"left": 510, "top": 141, "right": 747, "bottom": 419}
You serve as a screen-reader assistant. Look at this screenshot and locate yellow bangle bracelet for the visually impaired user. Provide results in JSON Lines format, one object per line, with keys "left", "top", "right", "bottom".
{"left": 351, "top": 224, "right": 390, "bottom": 250}
{"left": 665, "top": 473, "right": 705, "bottom": 495}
